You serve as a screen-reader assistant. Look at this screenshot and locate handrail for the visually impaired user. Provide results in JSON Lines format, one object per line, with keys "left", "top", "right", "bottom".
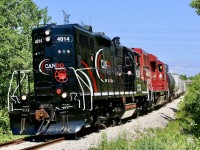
{"left": 70, "top": 67, "right": 94, "bottom": 111}
{"left": 7, "top": 70, "right": 32, "bottom": 111}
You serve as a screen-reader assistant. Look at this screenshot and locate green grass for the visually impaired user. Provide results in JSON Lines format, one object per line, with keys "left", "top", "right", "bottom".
{"left": 91, "top": 131, "right": 134, "bottom": 150}
{"left": 133, "top": 122, "right": 200, "bottom": 150}
{"left": 91, "top": 122, "right": 200, "bottom": 150}
{"left": 0, "top": 109, "right": 26, "bottom": 143}
{"left": 0, "top": 133, "right": 26, "bottom": 143}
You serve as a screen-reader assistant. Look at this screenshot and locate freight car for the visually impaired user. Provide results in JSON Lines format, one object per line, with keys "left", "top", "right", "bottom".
{"left": 7, "top": 24, "right": 185, "bottom": 135}
{"left": 171, "top": 73, "right": 186, "bottom": 98}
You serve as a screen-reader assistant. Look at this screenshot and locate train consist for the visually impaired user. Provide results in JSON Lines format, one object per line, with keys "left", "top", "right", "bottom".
{"left": 7, "top": 24, "right": 186, "bottom": 135}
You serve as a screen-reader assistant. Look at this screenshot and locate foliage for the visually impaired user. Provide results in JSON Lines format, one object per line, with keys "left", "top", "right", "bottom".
{"left": 0, "top": 109, "right": 27, "bottom": 143}
{"left": 0, "top": 109, "right": 10, "bottom": 134}
{"left": 91, "top": 131, "right": 134, "bottom": 150}
{"left": 177, "top": 74, "right": 200, "bottom": 136}
{"left": 132, "top": 122, "right": 199, "bottom": 150}
{"left": 180, "top": 74, "right": 188, "bottom": 80}
{"left": 0, "top": 134, "right": 26, "bottom": 143}
{"left": 188, "top": 76, "right": 195, "bottom": 80}
{"left": 0, "top": 0, "right": 51, "bottom": 140}
{"left": 190, "top": 0, "right": 200, "bottom": 15}
{"left": 0, "top": 0, "right": 51, "bottom": 107}
{"left": 91, "top": 122, "right": 200, "bottom": 150}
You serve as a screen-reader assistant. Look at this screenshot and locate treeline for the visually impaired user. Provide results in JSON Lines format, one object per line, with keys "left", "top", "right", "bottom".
{"left": 177, "top": 74, "right": 200, "bottom": 136}
{"left": 0, "top": 0, "right": 51, "bottom": 139}
{"left": 0, "top": 0, "right": 51, "bottom": 107}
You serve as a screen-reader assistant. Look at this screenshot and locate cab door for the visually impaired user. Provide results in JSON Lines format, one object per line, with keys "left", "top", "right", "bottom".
{"left": 124, "top": 51, "right": 135, "bottom": 90}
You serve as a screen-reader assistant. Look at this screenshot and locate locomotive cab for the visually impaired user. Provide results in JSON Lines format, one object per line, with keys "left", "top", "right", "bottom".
{"left": 149, "top": 54, "right": 169, "bottom": 105}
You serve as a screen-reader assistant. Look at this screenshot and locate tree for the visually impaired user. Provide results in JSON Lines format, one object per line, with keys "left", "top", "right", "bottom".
{"left": 180, "top": 74, "right": 188, "bottom": 80}
{"left": 0, "top": 0, "right": 51, "bottom": 107}
{"left": 178, "top": 74, "right": 200, "bottom": 136}
{"left": 190, "top": 0, "right": 200, "bottom": 15}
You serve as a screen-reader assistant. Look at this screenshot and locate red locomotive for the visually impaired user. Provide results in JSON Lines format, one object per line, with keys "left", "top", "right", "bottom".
{"left": 7, "top": 24, "right": 185, "bottom": 135}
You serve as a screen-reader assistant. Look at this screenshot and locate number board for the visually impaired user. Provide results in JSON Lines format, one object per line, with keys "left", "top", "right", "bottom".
{"left": 34, "top": 38, "right": 43, "bottom": 44}
{"left": 55, "top": 35, "right": 73, "bottom": 42}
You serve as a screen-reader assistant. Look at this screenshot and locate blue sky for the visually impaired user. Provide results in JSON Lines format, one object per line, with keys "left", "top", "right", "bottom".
{"left": 33, "top": 0, "right": 200, "bottom": 77}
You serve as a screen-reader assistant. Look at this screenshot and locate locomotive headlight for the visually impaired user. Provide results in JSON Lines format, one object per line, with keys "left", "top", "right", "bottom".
{"left": 45, "top": 29, "right": 51, "bottom": 35}
{"left": 45, "top": 36, "right": 51, "bottom": 42}
{"left": 127, "top": 71, "right": 132, "bottom": 75}
{"left": 21, "top": 95, "right": 27, "bottom": 101}
{"left": 61, "top": 92, "right": 67, "bottom": 99}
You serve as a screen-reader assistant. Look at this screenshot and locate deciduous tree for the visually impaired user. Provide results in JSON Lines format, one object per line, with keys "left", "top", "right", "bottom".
{"left": 0, "top": 0, "right": 51, "bottom": 106}
{"left": 178, "top": 74, "right": 200, "bottom": 136}
{"left": 190, "top": 0, "right": 200, "bottom": 15}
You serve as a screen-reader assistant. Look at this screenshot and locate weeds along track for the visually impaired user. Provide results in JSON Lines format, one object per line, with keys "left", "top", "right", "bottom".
{"left": 0, "top": 136, "right": 38, "bottom": 148}
{"left": 0, "top": 138, "right": 24, "bottom": 147}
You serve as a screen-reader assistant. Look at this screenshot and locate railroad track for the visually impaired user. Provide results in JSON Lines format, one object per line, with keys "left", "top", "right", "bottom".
{"left": 0, "top": 135, "right": 68, "bottom": 150}
{"left": 0, "top": 124, "right": 112, "bottom": 150}
{"left": 0, "top": 138, "right": 24, "bottom": 147}
{"left": 0, "top": 136, "right": 36, "bottom": 148}
{"left": 21, "top": 137, "right": 65, "bottom": 150}
{"left": 0, "top": 127, "right": 99, "bottom": 150}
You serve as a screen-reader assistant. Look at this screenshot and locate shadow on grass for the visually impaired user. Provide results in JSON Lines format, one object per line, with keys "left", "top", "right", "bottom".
{"left": 159, "top": 113, "right": 175, "bottom": 121}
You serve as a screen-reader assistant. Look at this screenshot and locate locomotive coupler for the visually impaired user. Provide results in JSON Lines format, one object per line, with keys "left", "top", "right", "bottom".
{"left": 35, "top": 105, "right": 50, "bottom": 121}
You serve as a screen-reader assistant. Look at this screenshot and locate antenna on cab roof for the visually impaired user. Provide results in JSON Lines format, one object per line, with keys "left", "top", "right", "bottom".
{"left": 62, "top": 10, "right": 70, "bottom": 24}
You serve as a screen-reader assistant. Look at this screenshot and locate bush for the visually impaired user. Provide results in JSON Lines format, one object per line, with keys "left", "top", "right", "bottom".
{"left": 91, "top": 122, "right": 200, "bottom": 150}
{"left": 0, "top": 109, "right": 11, "bottom": 134}
{"left": 133, "top": 122, "right": 199, "bottom": 150}
{"left": 177, "top": 74, "right": 200, "bottom": 136}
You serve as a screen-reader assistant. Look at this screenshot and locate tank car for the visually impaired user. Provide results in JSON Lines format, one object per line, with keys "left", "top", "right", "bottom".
{"left": 171, "top": 73, "right": 186, "bottom": 97}
{"left": 166, "top": 72, "right": 175, "bottom": 100}
{"left": 8, "top": 24, "right": 144, "bottom": 135}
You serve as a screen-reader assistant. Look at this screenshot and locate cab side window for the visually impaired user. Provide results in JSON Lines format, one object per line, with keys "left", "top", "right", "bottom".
{"left": 150, "top": 62, "right": 156, "bottom": 72}
{"left": 125, "top": 53, "right": 134, "bottom": 66}
{"left": 158, "top": 64, "right": 163, "bottom": 72}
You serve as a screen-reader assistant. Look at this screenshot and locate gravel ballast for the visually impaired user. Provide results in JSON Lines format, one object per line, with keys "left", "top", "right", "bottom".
{"left": 2, "top": 96, "right": 183, "bottom": 150}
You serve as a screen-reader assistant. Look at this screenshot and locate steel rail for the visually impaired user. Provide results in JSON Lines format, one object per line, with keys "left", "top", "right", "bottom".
{"left": 21, "top": 137, "right": 65, "bottom": 150}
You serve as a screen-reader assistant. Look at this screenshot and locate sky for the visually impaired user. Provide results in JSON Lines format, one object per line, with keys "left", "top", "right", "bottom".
{"left": 32, "top": 0, "right": 200, "bottom": 77}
